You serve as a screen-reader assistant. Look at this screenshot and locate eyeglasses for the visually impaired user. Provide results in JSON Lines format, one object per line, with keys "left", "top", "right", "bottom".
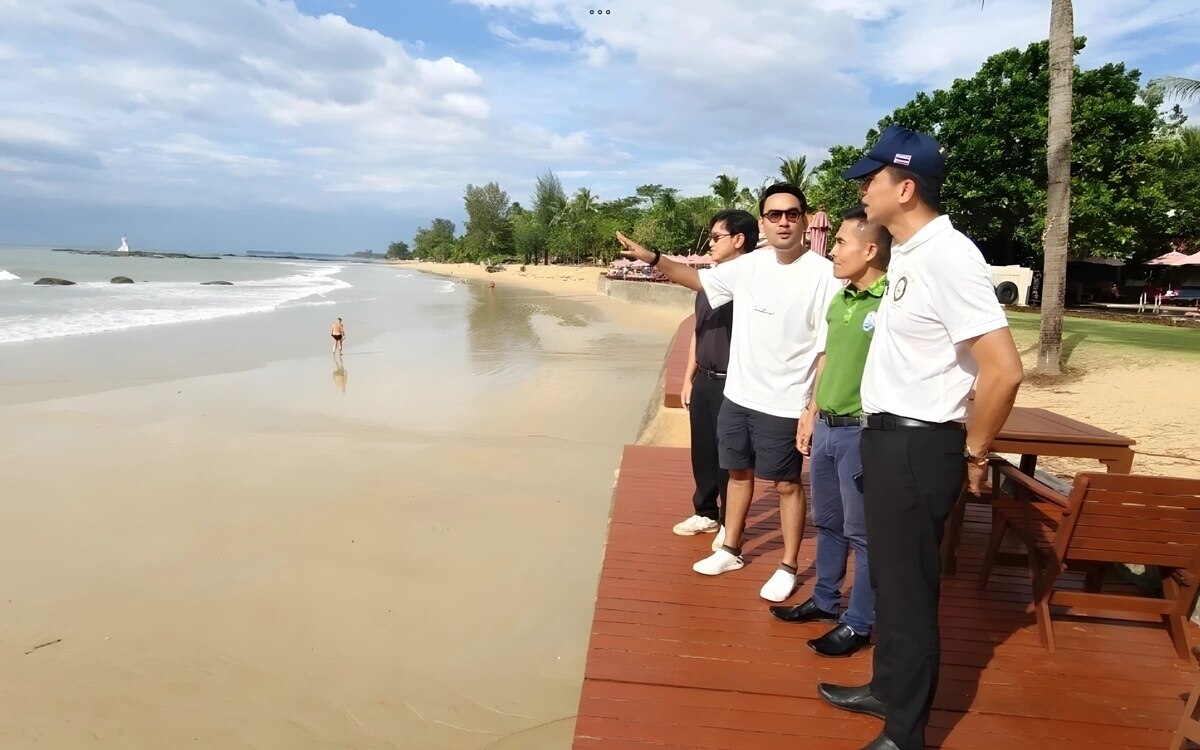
{"left": 708, "top": 232, "right": 733, "bottom": 243}
{"left": 762, "top": 209, "right": 804, "bottom": 223}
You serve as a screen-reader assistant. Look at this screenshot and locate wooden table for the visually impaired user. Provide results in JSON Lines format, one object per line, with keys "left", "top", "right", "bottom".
{"left": 991, "top": 406, "right": 1136, "bottom": 475}
{"left": 943, "top": 406, "right": 1135, "bottom": 575}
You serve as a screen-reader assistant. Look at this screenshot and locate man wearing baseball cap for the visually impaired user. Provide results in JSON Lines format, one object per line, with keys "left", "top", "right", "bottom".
{"left": 816, "top": 126, "right": 1024, "bottom": 750}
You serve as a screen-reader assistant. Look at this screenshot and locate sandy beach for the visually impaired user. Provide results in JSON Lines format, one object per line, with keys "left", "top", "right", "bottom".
{"left": 0, "top": 262, "right": 679, "bottom": 749}
{"left": 401, "top": 261, "right": 604, "bottom": 299}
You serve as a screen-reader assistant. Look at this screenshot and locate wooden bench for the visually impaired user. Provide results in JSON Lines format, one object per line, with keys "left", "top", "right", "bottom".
{"left": 978, "top": 467, "right": 1200, "bottom": 660}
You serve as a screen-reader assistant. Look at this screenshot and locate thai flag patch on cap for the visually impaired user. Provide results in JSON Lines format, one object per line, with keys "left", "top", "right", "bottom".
{"left": 894, "top": 153, "right": 912, "bottom": 166}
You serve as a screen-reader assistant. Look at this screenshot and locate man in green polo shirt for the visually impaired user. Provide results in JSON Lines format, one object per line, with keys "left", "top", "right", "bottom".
{"left": 769, "top": 204, "right": 891, "bottom": 659}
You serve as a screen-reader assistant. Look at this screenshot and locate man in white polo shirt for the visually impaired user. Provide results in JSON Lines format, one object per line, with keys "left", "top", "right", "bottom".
{"left": 616, "top": 183, "right": 840, "bottom": 602}
{"left": 816, "top": 126, "right": 1024, "bottom": 750}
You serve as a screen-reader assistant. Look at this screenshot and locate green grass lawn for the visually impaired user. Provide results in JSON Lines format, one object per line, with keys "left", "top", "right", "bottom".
{"left": 1007, "top": 311, "right": 1200, "bottom": 363}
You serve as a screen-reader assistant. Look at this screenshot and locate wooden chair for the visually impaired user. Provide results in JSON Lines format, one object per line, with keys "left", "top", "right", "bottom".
{"left": 1172, "top": 651, "right": 1200, "bottom": 749}
{"left": 978, "top": 468, "right": 1200, "bottom": 660}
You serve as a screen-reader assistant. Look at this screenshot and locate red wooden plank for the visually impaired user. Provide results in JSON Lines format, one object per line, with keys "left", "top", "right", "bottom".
{"left": 662, "top": 315, "right": 694, "bottom": 409}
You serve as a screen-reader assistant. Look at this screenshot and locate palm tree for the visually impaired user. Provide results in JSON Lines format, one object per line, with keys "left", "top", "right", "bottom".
{"left": 1166, "top": 126, "right": 1200, "bottom": 167}
{"left": 777, "top": 156, "right": 813, "bottom": 190}
{"left": 1037, "top": 0, "right": 1073, "bottom": 375}
{"left": 563, "top": 188, "right": 600, "bottom": 263}
{"left": 710, "top": 174, "right": 740, "bottom": 209}
{"left": 1154, "top": 75, "right": 1200, "bottom": 103}
{"left": 736, "top": 186, "right": 756, "bottom": 211}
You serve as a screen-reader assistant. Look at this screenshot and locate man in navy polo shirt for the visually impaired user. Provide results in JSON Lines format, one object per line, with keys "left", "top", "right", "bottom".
{"left": 672, "top": 209, "right": 757, "bottom": 541}
{"left": 817, "top": 127, "right": 1023, "bottom": 750}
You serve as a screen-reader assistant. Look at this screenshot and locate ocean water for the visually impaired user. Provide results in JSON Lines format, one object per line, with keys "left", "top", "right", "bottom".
{"left": 0, "top": 246, "right": 354, "bottom": 345}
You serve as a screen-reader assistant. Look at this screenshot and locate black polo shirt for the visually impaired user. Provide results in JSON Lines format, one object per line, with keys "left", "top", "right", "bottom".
{"left": 694, "top": 291, "right": 733, "bottom": 374}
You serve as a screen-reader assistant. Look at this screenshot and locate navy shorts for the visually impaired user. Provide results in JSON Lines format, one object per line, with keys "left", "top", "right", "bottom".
{"left": 717, "top": 399, "right": 803, "bottom": 481}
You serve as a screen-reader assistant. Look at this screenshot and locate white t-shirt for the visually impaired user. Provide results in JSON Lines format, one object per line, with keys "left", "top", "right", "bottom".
{"left": 861, "top": 215, "right": 1009, "bottom": 423}
{"left": 699, "top": 248, "right": 839, "bottom": 419}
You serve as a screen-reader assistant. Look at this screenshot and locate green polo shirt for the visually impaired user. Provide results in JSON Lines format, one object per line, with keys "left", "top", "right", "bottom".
{"left": 814, "top": 274, "right": 887, "bottom": 417}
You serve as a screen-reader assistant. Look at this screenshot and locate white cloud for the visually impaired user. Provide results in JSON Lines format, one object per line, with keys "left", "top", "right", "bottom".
{"left": 0, "top": 0, "right": 1197, "bottom": 252}
{"left": 487, "top": 22, "right": 522, "bottom": 43}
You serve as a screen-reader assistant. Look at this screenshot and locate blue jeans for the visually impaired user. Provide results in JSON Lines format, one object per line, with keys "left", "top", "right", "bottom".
{"left": 810, "top": 420, "right": 875, "bottom": 636}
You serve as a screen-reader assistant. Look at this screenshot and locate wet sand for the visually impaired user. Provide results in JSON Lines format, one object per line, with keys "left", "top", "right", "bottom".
{"left": 0, "top": 267, "right": 683, "bottom": 749}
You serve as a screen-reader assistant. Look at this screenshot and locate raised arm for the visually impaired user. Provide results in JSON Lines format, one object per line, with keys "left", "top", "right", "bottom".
{"left": 615, "top": 232, "right": 703, "bottom": 292}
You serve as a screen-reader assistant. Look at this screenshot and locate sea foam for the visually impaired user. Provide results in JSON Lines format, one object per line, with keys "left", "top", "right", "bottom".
{"left": 0, "top": 264, "right": 350, "bottom": 344}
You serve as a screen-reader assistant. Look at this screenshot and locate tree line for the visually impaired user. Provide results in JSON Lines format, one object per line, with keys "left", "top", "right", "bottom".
{"left": 391, "top": 37, "right": 1199, "bottom": 268}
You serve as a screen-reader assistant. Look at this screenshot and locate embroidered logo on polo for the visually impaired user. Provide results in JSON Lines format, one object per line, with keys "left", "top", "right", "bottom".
{"left": 893, "top": 276, "right": 908, "bottom": 301}
{"left": 863, "top": 311, "right": 876, "bottom": 332}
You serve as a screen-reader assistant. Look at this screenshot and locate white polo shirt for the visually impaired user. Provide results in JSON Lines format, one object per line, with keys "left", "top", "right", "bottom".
{"left": 699, "top": 248, "right": 839, "bottom": 419}
{"left": 861, "top": 215, "right": 1008, "bottom": 424}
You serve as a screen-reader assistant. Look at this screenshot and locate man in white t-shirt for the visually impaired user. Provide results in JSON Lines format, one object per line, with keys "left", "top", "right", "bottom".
{"left": 816, "top": 127, "right": 1024, "bottom": 750}
{"left": 616, "top": 184, "right": 841, "bottom": 602}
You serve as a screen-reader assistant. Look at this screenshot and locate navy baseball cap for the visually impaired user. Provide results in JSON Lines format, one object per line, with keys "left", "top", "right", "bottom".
{"left": 842, "top": 125, "right": 946, "bottom": 180}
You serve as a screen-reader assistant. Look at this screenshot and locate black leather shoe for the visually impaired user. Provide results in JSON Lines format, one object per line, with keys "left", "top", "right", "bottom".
{"left": 808, "top": 623, "right": 872, "bottom": 658}
{"left": 860, "top": 733, "right": 900, "bottom": 750}
{"left": 769, "top": 597, "right": 837, "bottom": 623}
{"left": 816, "top": 683, "right": 886, "bottom": 721}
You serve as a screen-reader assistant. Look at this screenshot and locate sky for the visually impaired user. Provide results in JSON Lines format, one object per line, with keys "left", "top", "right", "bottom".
{"left": 0, "top": 0, "right": 1198, "bottom": 254}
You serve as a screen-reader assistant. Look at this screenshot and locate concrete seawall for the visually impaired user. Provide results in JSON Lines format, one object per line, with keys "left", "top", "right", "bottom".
{"left": 597, "top": 276, "right": 695, "bottom": 313}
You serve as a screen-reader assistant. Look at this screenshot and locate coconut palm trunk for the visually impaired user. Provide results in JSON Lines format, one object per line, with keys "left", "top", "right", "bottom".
{"left": 1037, "top": 0, "right": 1073, "bottom": 375}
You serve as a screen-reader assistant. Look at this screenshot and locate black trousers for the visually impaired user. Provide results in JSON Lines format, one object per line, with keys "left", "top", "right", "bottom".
{"left": 861, "top": 425, "right": 965, "bottom": 750}
{"left": 688, "top": 372, "right": 728, "bottom": 524}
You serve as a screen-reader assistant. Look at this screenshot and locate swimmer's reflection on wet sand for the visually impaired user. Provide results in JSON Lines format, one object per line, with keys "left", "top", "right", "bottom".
{"left": 332, "top": 353, "right": 346, "bottom": 393}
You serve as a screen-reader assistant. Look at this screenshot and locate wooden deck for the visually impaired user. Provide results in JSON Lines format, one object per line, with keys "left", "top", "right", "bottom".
{"left": 575, "top": 445, "right": 1199, "bottom": 749}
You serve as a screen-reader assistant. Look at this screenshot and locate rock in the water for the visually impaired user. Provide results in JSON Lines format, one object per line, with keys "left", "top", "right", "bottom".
{"left": 34, "top": 277, "right": 76, "bottom": 286}
{"left": 110, "top": 276, "right": 134, "bottom": 284}
{"left": 201, "top": 280, "right": 233, "bottom": 285}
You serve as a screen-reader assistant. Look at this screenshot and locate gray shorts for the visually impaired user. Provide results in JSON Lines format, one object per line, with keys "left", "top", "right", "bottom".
{"left": 717, "top": 399, "right": 803, "bottom": 481}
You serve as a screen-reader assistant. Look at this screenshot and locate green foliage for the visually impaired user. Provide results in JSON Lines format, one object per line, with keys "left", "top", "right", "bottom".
{"left": 1159, "top": 126, "right": 1200, "bottom": 251}
{"left": 460, "top": 182, "right": 512, "bottom": 261}
{"left": 386, "top": 240, "right": 411, "bottom": 259}
{"left": 828, "top": 38, "right": 1193, "bottom": 263}
{"left": 806, "top": 145, "right": 865, "bottom": 219}
{"left": 412, "top": 218, "right": 458, "bottom": 261}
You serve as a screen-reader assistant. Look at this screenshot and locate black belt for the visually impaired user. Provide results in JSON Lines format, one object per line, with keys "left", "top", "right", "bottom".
{"left": 699, "top": 368, "right": 727, "bottom": 380}
{"left": 862, "top": 413, "right": 965, "bottom": 431}
{"left": 818, "top": 411, "right": 861, "bottom": 428}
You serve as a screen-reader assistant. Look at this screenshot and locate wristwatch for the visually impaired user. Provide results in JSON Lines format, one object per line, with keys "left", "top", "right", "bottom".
{"left": 964, "top": 445, "right": 989, "bottom": 467}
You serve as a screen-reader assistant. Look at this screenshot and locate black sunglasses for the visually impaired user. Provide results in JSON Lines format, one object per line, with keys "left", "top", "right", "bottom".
{"left": 762, "top": 208, "right": 804, "bottom": 224}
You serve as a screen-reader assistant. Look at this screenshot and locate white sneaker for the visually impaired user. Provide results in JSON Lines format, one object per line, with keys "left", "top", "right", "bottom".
{"left": 759, "top": 568, "right": 798, "bottom": 602}
{"left": 693, "top": 549, "right": 744, "bottom": 576}
{"left": 673, "top": 515, "right": 719, "bottom": 536}
{"left": 711, "top": 526, "right": 726, "bottom": 552}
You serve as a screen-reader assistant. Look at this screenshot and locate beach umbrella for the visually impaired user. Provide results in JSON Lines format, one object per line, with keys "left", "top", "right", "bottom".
{"left": 1145, "top": 251, "right": 1191, "bottom": 266}
{"left": 808, "top": 211, "right": 831, "bottom": 257}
